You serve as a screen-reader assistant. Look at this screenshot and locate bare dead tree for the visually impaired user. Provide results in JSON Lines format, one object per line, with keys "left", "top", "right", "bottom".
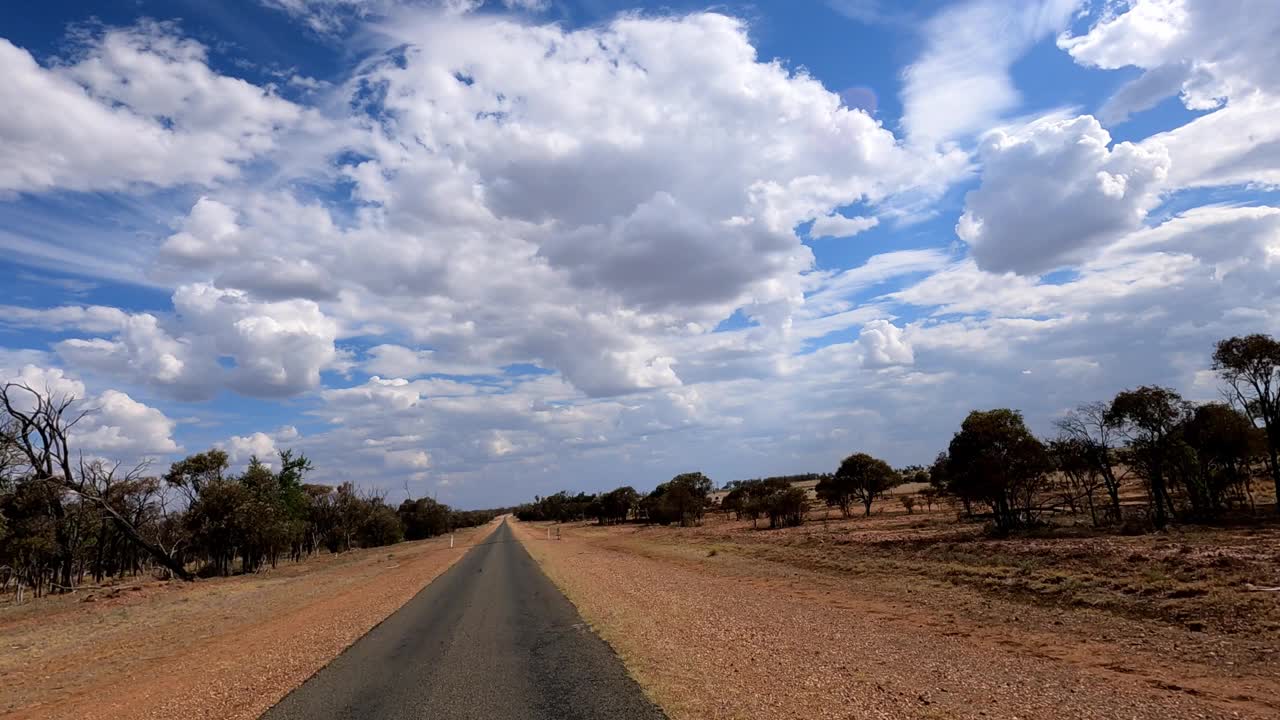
{"left": 1055, "top": 401, "right": 1126, "bottom": 523}
{"left": 0, "top": 382, "right": 194, "bottom": 581}
{"left": 80, "top": 458, "right": 192, "bottom": 579}
{"left": 0, "top": 418, "right": 20, "bottom": 486}
{"left": 0, "top": 422, "right": 16, "bottom": 598}
{"left": 0, "top": 385, "right": 81, "bottom": 590}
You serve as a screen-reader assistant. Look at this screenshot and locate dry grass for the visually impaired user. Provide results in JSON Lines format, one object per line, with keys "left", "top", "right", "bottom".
{"left": 632, "top": 504, "right": 1280, "bottom": 634}
{"left": 515, "top": 512, "right": 1280, "bottom": 720}
{"left": 0, "top": 521, "right": 499, "bottom": 720}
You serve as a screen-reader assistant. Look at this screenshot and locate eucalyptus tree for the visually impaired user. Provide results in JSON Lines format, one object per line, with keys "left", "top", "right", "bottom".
{"left": 1214, "top": 334, "right": 1280, "bottom": 512}
{"left": 818, "top": 452, "right": 899, "bottom": 517}
{"left": 1105, "top": 386, "right": 1194, "bottom": 529}
{"left": 947, "top": 409, "right": 1051, "bottom": 533}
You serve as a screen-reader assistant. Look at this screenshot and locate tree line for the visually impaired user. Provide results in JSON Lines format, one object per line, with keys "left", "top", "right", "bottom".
{"left": 515, "top": 472, "right": 716, "bottom": 527}
{"left": 923, "top": 334, "right": 1280, "bottom": 533}
{"left": 517, "top": 333, "right": 1280, "bottom": 536}
{"left": 0, "top": 383, "right": 497, "bottom": 602}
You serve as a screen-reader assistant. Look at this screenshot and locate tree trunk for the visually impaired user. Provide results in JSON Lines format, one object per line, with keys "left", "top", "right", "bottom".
{"left": 995, "top": 495, "right": 1012, "bottom": 532}
{"left": 49, "top": 495, "right": 75, "bottom": 593}
{"left": 94, "top": 519, "right": 109, "bottom": 583}
{"left": 105, "top": 513, "right": 193, "bottom": 580}
{"left": 1267, "top": 432, "right": 1280, "bottom": 514}
{"left": 77, "top": 492, "right": 193, "bottom": 581}
{"left": 1100, "top": 466, "right": 1121, "bottom": 522}
{"left": 1151, "top": 471, "right": 1168, "bottom": 530}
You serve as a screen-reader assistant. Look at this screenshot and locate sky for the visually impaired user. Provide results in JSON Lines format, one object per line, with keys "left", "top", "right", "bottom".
{"left": 1, "top": 0, "right": 1277, "bottom": 508}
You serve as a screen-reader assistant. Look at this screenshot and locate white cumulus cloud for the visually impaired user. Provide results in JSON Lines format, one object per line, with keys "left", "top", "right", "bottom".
{"left": 857, "top": 320, "right": 915, "bottom": 367}
{"left": 0, "top": 364, "right": 178, "bottom": 456}
{"left": 1061, "top": 0, "right": 1280, "bottom": 113}
{"left": 0, "top": 22, "right": 301, "bottom": 193}
{"left": 957, "top": 114, "right": 1169, "bottom": 274}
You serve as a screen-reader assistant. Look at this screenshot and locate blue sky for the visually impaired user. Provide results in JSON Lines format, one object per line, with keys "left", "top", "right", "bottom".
{"left": 1, "top": 0, "right": 1277, "bottom": 507}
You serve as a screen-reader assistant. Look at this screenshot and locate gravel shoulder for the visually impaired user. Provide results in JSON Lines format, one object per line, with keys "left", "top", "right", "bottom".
{"left": 0, "top": 520, "right": 500, "bottom": 720}
{"left": 513, "top": 518, "right": 1279, "bottom": 720}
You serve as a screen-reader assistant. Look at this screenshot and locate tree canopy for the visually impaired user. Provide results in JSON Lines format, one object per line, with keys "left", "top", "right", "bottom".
{"left": 947, "top": 409, "right": 1050, "bottom": 533}
{"left": 817, "top": 453, "right": 898, "bottom": 517}
{"left": 1214, "top": 333, "right": 1280, "bottom": 512}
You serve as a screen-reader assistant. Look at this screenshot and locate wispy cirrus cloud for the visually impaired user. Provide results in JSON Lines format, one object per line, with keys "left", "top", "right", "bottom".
{"left": 901, "top": 0, "right": 1081, "bottom": 145}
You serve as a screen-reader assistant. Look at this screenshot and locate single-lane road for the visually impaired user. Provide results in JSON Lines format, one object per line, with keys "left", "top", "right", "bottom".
{"left": 262, "top": 519, "right": 665, "bottom": 720}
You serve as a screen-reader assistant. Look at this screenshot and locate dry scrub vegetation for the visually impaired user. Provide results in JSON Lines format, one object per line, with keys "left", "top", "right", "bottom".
{"left": 515, "top": 507, "right": 1280, "bottom": 720}
{"left": 0, "top": 521, "right": 496, "bottom": 720}
{"left": 655, "top": 504, "right": 1280, "bottom": 635}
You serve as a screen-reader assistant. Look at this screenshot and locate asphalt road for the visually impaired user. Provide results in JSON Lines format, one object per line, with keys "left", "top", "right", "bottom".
{"left": 262, "top": 520, "right": 666, "bottom": 720}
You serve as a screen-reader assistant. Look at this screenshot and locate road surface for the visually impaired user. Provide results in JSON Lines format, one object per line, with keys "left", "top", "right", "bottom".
{"left": 262, "top": 520, "right": 666, "bottom": 720}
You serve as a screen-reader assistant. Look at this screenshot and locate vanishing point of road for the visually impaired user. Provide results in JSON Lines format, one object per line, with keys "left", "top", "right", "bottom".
{"left": 262, "top": 520, "right": 666, "bottom": 720}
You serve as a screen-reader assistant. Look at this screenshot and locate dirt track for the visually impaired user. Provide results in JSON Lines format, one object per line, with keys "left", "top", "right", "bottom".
{"left": 0, "top": 522, "right": 498, "bottom": 720}
{"left": 516, "top": 518, "right": 1280, "bottom": 720}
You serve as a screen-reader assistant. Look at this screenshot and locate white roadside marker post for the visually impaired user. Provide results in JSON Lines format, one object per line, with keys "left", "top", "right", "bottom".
{"left": 450, "top": 534, "right": 454, "bottom": 549}
{"left": 546, "top": 527, "right": 551, "bottom": 540}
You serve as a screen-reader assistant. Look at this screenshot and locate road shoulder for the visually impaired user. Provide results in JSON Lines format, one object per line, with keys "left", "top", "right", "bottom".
{"left": 513, "top": 519, "right": 1278, "bottom": 720}
{"left": 1, "top": 521, "right": 501, "bottom": 720}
